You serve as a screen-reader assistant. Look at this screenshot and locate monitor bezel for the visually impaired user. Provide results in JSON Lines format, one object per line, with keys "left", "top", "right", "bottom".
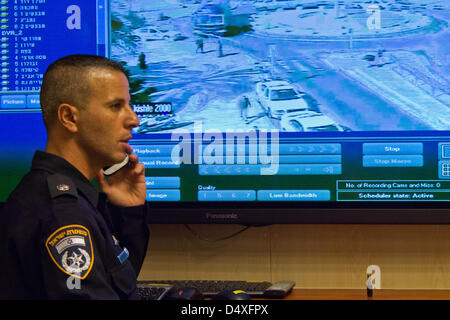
{"left": 146, "top": 201, "right": 450, "bottom": 224}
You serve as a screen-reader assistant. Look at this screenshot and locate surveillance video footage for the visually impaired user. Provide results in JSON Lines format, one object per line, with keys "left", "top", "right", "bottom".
{"left": 110, "top": 0, "right": 450, "bottom": 134}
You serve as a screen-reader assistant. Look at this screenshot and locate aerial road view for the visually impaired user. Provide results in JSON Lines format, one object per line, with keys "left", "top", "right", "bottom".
{"left": 111, "top": 0, "right": 450, "bottom": 133}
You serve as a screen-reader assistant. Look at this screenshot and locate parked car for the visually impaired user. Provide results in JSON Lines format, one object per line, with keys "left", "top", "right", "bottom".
{"left": 132, "top": 26, "right": 184, "bottom": 41}
{"left": 255, "top": 80, "right": 309, "bottom": 119}
{"left": 280, "top": 110, "right": 350, "bottom": 132}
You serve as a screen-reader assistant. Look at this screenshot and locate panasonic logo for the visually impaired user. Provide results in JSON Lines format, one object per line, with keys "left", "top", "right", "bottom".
{"left": 205, "top": 213, "right": 238, "bottom": 220}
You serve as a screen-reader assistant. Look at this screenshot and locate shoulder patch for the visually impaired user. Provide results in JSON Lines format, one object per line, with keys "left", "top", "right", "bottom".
{"left": 45, "top": 225, "right": 94, "bottom": 279}
{"left": 47, "top": 174, "right": 78, "bottom": 199}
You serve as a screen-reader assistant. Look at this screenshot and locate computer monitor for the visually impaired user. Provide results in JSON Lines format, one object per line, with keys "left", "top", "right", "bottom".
{"left": 1, "top": 0, "right": 449, "bottom": 224}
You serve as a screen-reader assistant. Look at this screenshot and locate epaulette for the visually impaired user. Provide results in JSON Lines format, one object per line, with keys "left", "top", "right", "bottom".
{"left": 47, "top": 173, "right": 78, "bottom": 199}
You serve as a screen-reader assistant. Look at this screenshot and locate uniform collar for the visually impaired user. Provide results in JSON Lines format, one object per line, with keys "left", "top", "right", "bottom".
{"left": 31, "top": 150, "right": 99, "bottom": 208}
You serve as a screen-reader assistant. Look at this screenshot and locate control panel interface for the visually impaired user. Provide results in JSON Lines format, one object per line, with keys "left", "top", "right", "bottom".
{"left": 130, "top": 132, "right": 450, "bottom": 202}
{"left": 0, "top": 1, "right": 105, "bottom": 99}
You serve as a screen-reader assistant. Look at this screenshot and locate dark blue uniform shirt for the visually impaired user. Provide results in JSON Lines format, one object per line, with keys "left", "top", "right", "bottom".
{"left": 0, "top": 151, "right": 149, "bottom": 299}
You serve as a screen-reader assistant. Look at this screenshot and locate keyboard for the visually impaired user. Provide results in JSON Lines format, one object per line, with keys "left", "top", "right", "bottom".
{"left": 137, "top": 283, "right": 174, "bottom": 300}
{"left": 139, "top": 280, "right": 295, "bottom": 298}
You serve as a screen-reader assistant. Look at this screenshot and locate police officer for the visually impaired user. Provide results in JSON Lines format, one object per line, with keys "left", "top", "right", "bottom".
{"left": 0, "top": 54, "right": 149, "bottom": 299}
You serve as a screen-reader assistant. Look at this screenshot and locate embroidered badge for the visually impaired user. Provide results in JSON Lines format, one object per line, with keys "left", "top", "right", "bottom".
{"left": 45, "top": 225, "right": 94, "bottom": 279}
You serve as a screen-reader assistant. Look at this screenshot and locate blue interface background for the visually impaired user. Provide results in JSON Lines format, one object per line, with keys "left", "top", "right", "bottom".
{"left": 0, "top": 0, "right": 449, "bottom": 203}
{"left": 0, "top": 0, "right": 101, "bottom": 200}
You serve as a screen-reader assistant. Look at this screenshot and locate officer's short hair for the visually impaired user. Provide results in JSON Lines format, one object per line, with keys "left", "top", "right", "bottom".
{"left": 40, "top": 54, "right": 127, "bottom": 130}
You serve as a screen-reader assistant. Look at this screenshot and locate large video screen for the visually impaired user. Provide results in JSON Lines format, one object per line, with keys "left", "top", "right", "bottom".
{"left": 109, "top": 0, "right": 450, "bottom": 213}
{"left": 1, "top": 0, "right": 450, "bottom": 223}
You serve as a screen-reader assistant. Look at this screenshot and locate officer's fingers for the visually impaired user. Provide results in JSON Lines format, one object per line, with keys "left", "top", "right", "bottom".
{"left": 134, "top": 162, "right": 145, "bottom": 176}
{"left": 95, "top": 170, "right": 109, "bottom": 190}
{"left": 128, "top": 153, "right": 139, "bottom": 164}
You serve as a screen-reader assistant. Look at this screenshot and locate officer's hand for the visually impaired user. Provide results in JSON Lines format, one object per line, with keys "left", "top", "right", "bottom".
{"left": 96, "top": 152, "right": 146, "bottom": 207}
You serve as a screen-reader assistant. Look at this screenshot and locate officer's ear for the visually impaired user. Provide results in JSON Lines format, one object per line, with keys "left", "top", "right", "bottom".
{"left": 57, "top": 103, "right": 79, "bottom": 133}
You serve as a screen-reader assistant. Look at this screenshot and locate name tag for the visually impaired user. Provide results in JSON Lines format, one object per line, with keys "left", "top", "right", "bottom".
{"left": 117, "top": 247, "right": 129, "bottom": 264}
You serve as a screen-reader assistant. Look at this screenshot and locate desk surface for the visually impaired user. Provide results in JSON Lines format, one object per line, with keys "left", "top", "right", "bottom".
{"left": 283, "top": 289, "right": 450, "bottom": 300}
